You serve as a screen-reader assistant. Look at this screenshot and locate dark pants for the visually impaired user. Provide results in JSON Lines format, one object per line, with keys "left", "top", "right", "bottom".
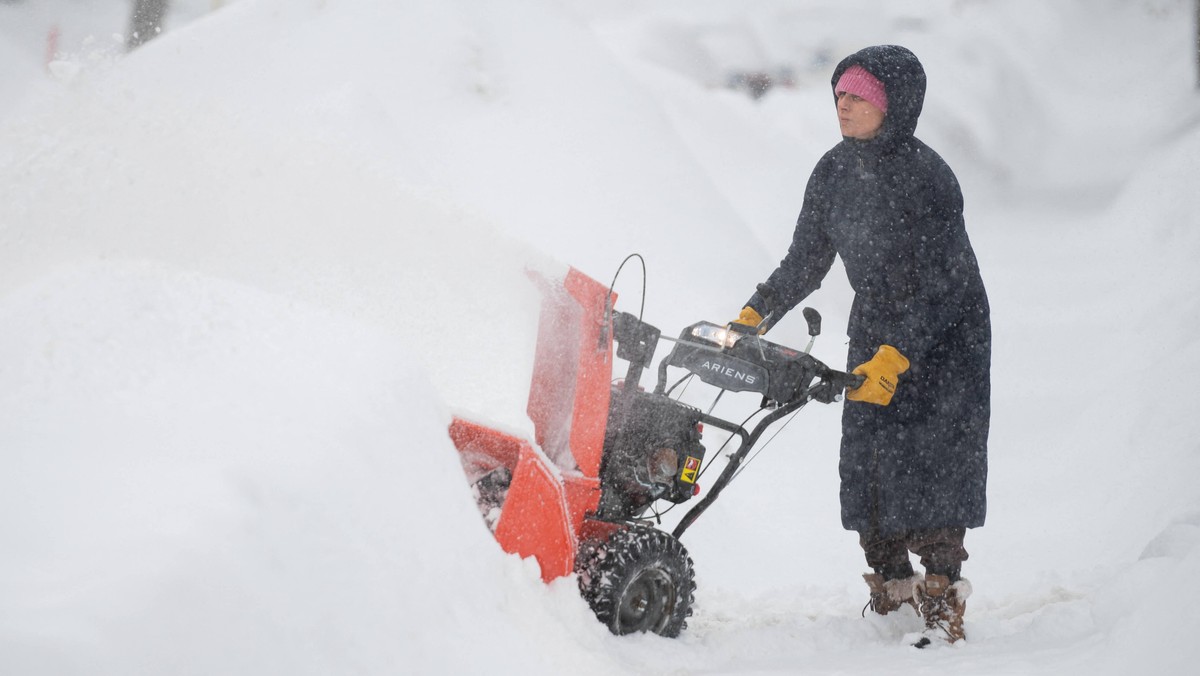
{"left": 859, "top": 527, "right": 968, "bottom": 582}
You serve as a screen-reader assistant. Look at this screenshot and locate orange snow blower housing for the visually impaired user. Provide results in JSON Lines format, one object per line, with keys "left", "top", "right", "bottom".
{"left": 450, "top": 265, "right": 705, "bottom": 637}
{"left": 449, "top": 267, "right": 618, "bottom": 583}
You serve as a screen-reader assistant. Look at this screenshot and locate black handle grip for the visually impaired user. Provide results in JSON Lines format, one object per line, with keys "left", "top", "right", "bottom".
{"left": 808, "top": 370, "right": 864, "bottom": 404}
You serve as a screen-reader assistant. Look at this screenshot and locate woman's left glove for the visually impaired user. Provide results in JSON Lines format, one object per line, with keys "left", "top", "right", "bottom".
{"left": 847, "top": 345, "right": 910, "bottom": 406}
{"left": 731, "top": 306, "right": 763, "bottom": 328}
{"left": 729, "top": 306, "right": 766, "bottom": 334}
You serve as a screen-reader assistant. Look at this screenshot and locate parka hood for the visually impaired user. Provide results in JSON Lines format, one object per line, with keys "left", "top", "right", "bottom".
{"left": 831, "top": 45, "right": 926, "bottom": 144}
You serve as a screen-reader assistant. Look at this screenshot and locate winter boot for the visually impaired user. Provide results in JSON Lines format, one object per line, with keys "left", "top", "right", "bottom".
{"left": 913, "top": 574, "right": 971, "bottom": 647}
{"left": 861, "top": 572, "right": 920, "bottom": 616}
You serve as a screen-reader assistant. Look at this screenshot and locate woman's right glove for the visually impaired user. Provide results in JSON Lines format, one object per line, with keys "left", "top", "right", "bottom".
{"left": 847, "top": 345, "right": 910, "bottom": 406}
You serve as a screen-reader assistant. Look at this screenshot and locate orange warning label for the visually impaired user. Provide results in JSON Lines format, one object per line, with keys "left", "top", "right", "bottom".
{"left": 680, "top": 456, "right": 701, "bottom": 483}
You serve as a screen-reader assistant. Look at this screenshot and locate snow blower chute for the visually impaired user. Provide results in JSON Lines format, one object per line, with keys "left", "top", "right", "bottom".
{"left": 449, "top": 265, "right": 860, "bottom": 637}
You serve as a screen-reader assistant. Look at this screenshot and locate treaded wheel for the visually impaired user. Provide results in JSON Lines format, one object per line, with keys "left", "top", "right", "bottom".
{"left": 576, "top": 526, "right": 695, "bottom": 637}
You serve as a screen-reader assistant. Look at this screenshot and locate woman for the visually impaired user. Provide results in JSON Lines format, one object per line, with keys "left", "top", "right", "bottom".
{"left": 732, "top": 45, "right": 990, "bottom": 646}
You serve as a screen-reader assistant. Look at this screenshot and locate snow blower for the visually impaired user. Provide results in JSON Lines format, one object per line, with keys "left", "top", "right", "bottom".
{"left": 448, "top": 264, "right": 860, "bottom": 637}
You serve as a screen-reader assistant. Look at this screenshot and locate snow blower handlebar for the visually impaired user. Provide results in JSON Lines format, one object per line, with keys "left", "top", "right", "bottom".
{"left": 671, "top": 399, "right": 805, "bottom": 538}
{"left": 607, "top": 312, "right": 862, "bottom": 538}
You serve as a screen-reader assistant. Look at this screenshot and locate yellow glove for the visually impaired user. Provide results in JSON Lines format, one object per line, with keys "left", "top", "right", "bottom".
{"left": 847, "top": 345, "right": 910, "bottom": 406}
{"left": 730, "top": 306, "right": 764, "bottom": 332}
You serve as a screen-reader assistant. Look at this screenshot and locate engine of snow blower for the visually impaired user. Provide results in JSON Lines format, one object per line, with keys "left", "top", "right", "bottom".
{"left": 595, "top": 387, "right": 705, "bottom": 521}
{"left": 448, "top": 267, "right": 860, "bottom": 638}
{"left": 594, "top": 311, "right": 706, "bottom": 523}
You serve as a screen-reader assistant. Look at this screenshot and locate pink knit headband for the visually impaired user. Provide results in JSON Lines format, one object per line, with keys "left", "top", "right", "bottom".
{"left": 835, "top": 65, "right": 888, "bottom": 114}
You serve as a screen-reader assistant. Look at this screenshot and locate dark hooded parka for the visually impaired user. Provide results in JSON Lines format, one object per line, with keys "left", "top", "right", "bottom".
{"left": 745, "top": 46, "right": 990, "bottom": 536}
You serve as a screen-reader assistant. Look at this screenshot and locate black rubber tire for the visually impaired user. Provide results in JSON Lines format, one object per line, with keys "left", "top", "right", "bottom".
{"left": 576, "top": 526, "right": 695, "bottom": 637}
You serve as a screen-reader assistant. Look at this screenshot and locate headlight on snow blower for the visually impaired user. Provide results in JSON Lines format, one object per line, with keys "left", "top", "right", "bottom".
{"left": 690, "top": 324, "right": 743, "bottom": 349}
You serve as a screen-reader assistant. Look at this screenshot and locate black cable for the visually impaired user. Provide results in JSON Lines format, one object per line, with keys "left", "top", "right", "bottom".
{"left": 665, "top": 372, "right": 695, "bottom": 398}
{"left": 729, "top": 403, "right": 807, "bottom": 482}
{"left": 695, "top": 407, "right": 762, "bottom": 485}
{"left": 607, "top": 253, "right": 647, "bottom": 321}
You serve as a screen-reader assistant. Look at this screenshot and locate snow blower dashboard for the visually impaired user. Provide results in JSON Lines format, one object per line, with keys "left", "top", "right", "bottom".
{"left": 659, "top": 321, "right": 846, "bottom": 406}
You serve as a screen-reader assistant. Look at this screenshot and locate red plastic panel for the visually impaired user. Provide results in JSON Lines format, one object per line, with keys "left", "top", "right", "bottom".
{"left": 491, "top": 443, "right": 575, "bottom": 581}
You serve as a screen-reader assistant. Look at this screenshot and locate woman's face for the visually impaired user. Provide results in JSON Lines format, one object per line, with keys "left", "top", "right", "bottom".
{"left": 837, "top": 91, "right": 885, "bottom": 140}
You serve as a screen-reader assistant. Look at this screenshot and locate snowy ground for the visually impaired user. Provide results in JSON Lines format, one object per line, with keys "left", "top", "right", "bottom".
{"left": 2, "top": 1, "right": 1199, "bottom": 674}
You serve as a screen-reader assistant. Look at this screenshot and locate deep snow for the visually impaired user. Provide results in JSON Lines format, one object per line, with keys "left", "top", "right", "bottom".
{"left": 2, "top": 0, "right": 1199, "bottom": 674}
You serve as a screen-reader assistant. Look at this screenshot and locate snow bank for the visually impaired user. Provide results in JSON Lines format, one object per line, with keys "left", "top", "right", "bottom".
{"left": 0, "top": 8, "right": 573, "bottom": 433}
{"left": 0, "top": 260, "right": 631, "bottom": 674}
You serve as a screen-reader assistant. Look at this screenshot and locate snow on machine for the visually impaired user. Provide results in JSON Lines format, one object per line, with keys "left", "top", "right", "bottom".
{"left": 448, "top": 265, "right": 860, "bottom": 637}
